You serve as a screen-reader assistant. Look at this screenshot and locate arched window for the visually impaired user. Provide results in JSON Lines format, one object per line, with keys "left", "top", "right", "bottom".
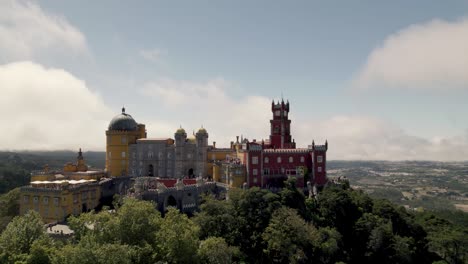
{"left": 277, "top": 157, "right": 282, "bottom": 163}
{"left": 289, "top": 156, "right": 293, "bottom": 163}
{"left": 264, "top": 157, "right": 269, "bottom": 163}
{"left": 300, "top": 156, "right": 305, "bottom": 163}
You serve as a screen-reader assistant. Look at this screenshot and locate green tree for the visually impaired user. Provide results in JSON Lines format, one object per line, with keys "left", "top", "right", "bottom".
{"left": 0, "top": 210, "right": 47, "bottom": 262}
{"left": 279, "top": 178, "right": 307, "bottom": 218}
{"left": 314, "top": 227, "right": 342, "bottom": 263}
{"left": 229, "top": 187, "right": 281, "bottom": 262}
{"left": 0, "top": 188, "right": 20, "bottom": 232}
{"left": 198, "top": 237, "right": 236, "bottom": 264}
{"left": 193, "top": 195, "right": 238, "bottom": 243}
{"left": 262, "top": 207, "right": 319, "bottom": 263}
{"left": 156, "top": 208, "right": 199, "bottom": 264}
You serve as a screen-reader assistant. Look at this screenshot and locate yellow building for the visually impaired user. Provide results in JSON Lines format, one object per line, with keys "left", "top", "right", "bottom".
{"left": 206, "top": 142, "right": 236, "bottom": 180}
{"left": 208, "top": 139, "right": 247, "bottom": 188}
{"left": 106, "top": 107, "right": 146, "bottom": 177}
{"left": 20, "top": 150, "right": 104, "bottom": 223}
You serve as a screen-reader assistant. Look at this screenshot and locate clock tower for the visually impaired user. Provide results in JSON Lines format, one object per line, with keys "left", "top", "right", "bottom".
{"left": 269, "top": 99, "right": 296, "bottom": 149}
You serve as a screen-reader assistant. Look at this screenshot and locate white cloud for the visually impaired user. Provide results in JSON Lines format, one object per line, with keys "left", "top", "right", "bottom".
{"left": 0, "top": 0, "right": 88, "bottom": 63}
{"left": 296, "top": 116, "right": 468, "bottom": 161}
{"left": 139, "top": 48, "right": 162, "bottom": 62}
{"left": 141, "top": 78, "right": 468, "bottom": 161}
{"left": 140, "top": 78, "right": 271, "bottom": 145}
{"left": 354, "top": 17, "right": 468, "bottom": 90}
{"left": 0, "top": 61, "right": 112, "bottom": 150}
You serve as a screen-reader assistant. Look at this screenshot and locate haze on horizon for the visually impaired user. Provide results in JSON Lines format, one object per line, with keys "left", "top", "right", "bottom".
{"left": 1, "top": 0, "right": 468, "bottom": 161}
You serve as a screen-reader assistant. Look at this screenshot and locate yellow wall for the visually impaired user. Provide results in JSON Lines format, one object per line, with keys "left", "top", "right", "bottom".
{"left": 206, "top": 148, "right": 235, "bottom": 179}
{"left": 20, "top": 183, "right": 101, "bottom": 223}
{"left": 106, "top": 124, "right": 146, "bottom": 177}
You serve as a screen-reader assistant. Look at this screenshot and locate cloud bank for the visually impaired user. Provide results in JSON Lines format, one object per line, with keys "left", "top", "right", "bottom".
{"left": 0, "top": 61, "right": 112, "bottom": 150}
{"left": 354, "top": 17, "right": 468, "bottom": 90}
{"left": 141, "top": 79, "right": 468, "bottom": 161}
{"left": 0, "top": 0, "right": 88, "bottom": 63}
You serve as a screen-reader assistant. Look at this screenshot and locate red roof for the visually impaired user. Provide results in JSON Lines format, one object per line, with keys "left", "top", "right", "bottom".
{"left": 157, "top": 178, "right": 197, "bottom": 188}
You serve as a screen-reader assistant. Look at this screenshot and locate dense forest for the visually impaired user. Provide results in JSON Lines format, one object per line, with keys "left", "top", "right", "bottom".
{"left": 0, "top": 179, "right": 466, "bottom": 264}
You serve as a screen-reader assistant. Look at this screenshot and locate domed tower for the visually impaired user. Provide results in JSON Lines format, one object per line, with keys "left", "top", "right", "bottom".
{"left": 174, "top": 127, "right": 187, "bottom": 146}
{"left": 106, "top": 107, "right": 146, "bottom": 177}
{"left": 195, "top": 127, "right": 209, "bottom": 178}
{"left": 174, "top": 127, "right": 187, "bottom": 178}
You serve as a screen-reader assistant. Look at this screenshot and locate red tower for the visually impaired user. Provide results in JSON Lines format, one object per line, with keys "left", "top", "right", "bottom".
{"left": 269, "top": 99, "right": 296, "bottom": 149}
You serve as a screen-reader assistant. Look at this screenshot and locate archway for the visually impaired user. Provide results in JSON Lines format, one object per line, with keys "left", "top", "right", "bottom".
{"left": 82, "top": 203, "right": 87, "bottom": 213}
{"left": 148, "top": 164, "right": 154, "bottom": 176}
{"left": 167, "top": 195, "right": 177, "bottom": 208}
{"left": 188, "top": 168, "right": 194, "bottom": 178}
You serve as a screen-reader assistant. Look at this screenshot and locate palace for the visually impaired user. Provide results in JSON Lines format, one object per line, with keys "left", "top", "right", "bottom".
{"left": 107, "top": 99, "right": 328, "bottom": 189}
{"left": 20, "top": 99, "right": 328, "bottom": 223}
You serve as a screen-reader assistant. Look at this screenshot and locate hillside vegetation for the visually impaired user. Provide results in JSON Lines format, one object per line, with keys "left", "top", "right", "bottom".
{"left": 0, "top": 180, "right": 466, "bottom": 264}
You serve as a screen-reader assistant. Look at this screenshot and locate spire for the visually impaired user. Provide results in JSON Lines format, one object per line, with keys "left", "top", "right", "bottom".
{"left": 122, "top": 106, "right": 125, "bottom": 113}
{"left": 78, "top": 148, "right": 83, "bottom": 160}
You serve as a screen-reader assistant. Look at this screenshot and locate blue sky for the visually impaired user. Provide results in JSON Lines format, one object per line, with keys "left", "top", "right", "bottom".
{"left": 1, "top": 0, "right": 468, "bottom": 160}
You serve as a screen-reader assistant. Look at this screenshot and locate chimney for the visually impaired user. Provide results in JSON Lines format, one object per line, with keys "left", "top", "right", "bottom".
{"left": 213, "top": 141, "right": 216, "bottom": 149}
{"left": 230, "top": 141, "right": 234, "bottom": 149}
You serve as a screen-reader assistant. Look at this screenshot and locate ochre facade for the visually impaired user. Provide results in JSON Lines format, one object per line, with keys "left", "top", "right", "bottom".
{"left": 20, "top": 150, "right": 104, "bottom": 223}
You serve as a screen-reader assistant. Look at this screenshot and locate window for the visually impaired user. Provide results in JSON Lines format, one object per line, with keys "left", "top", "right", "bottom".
{"left": 121, "top": 136, "right": 127, "bottom": 144}
{"left": 33, "top": 196, "right": 38, "bottom": 204}
{"left": 252, "top": 156, "right": 258, "bottom": 164}
{"left": 275, "top": 110, "right": 281, "bottom": 116}
{"left": 300, "top": 156, "right": 305, "bottom": 163}
{"left": 53, "top": 197, "right": 59, "bottom": 206}
{"left": 264, "top": 157, "right": 269, "bottom": 163}
{"left": 121, "top": 160, "right": 126, "bottom": 166}
{"left": 132, "top": 152, "right": 136, "bottom": 158}
{"left": 43, "top": 196, "right": 49, "bottom": 205}
{"left": 277, "top": 157, "right": 282, "bottom": 163}
{"left": 121, "top": 151, "right": 126, "bottom": 158}
{"left": 253, "top": 169, "right": 258, "bottom": 175}
{"left": 23, "top": 196, "right": 29, "bottom": 203}
{"left": 148, "top": 151, "right": 153, "bottom": 158}
{"left": 253, "top": 177, "right": 258, "bottom": 183}
{"left": 108, "top": 152, "right": 112, "bottom": 158}
{"left": 317, "top": 156, "right": 323, "bottom": 163}
{"left": 318, "top": 167, "right": 322, "bottom": 172}
{"left": 211, "top": 154, "right": 215, "bottom": 160}
{"left": 289, "top": 156, "right": 293, "bottom": 163}
{"left": 263, "top": 168, "right": 270, "bottom": 175}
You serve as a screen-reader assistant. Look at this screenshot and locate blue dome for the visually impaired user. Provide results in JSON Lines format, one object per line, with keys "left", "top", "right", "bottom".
{"left": 108, "top": 108, "right": 138, "bottom": 131}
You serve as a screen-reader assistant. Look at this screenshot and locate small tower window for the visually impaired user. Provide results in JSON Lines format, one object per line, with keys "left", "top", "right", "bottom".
{"left": 252, "top": 156, "right": 258, "bottom": 164}
{"left": 317, "top": 156, "right": 323, "bottom": 163}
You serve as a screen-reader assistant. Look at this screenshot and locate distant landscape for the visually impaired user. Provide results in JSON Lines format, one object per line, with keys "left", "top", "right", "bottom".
{"left": 1, "top": 151, "right": 467, "bottom": 213}
{"left": 328, "top": 161, "right": 468, "bottom": 212}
